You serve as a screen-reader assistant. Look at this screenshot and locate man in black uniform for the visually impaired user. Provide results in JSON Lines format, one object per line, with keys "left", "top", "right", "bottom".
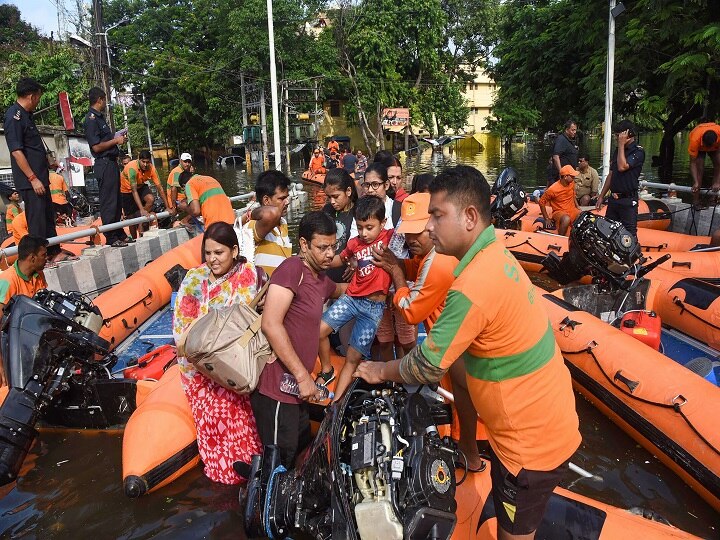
{"left": 83, "top": 87, "right": 128, "bottom": 247}
{"left": 596, "top": 119, "right": 645, "bottom": 237}
{"left": 550, "top": 120, "right": 579, "bottom": 186}
{"left": 3, "top": 78, "right": 62, "bottom": 260}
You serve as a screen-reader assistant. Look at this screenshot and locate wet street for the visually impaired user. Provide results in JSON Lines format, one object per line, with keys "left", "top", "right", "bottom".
{"left": 0, "top": 133, "right": 717, "bottom": 538}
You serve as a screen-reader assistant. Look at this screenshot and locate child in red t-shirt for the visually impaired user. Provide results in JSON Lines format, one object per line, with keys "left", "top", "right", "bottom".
{"left": 319, "top": 195, "right": 393, "bottom": 400}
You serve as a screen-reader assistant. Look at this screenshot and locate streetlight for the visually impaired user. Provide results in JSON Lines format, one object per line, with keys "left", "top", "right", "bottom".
{"left": 601, "top": 1, "right": 626, "bottom": 187}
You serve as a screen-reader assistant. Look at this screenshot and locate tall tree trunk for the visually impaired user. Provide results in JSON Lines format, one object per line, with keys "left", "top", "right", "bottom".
{"left": 657, "top": 103, "right": 702, "bottom": 181}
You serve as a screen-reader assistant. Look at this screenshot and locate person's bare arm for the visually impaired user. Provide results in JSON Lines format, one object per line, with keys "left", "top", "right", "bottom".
{"left": 372, "top": 245, "right": 406, "bottom": 291}
{"left": 10, "top": 150, "right": 45, "bottom": 196}
{"left": 331, "top": 282, "right": 348, "bottom": 299}
{"left": 596, "top": 171, "right": 613, "bottom": 209}
{"left": 188, "top": 200, "right": 201, "bottom": 217}
{"left": 251, "top": 205, "right": 282, "bottom": 240}
{"left": 552, "top": 154, "right": 562, "bottom": 176}
{"left": 131, "top": 185, "right": 148, "bottom": 215}
{"left": 261, "top": 284, "right": 321, "bottom": 400}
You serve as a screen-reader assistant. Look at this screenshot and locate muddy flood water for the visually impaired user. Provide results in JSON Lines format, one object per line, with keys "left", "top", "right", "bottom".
{"left": 0, "top": 133, "right": 718, "bottom": 538}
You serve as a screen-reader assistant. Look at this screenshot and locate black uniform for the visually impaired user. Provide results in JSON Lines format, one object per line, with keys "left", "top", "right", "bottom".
{"left": 551, "top": 132, "right": 579, "bottom": 183}
{"left": 605, "top": 141, "right": 645, "bottom": 236}
{"left": 83, "top": 107, "right": 124, "bottom": 244}
{"left": 3, "top": 101, "right": 60, "bottom": 255}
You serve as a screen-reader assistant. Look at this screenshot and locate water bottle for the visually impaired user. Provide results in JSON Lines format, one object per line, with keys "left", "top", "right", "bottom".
{"left": 280, "top": 373, "right": 334, "bottom": 400}
{"left": 388, "top": 220, "right": 409, "bottom": 258}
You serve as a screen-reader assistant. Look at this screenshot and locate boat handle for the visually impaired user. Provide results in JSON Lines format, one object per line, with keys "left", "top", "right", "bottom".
{"left": 671, "top": 261, "right": 691, "bottom": 268}
{"left": 671, "top": 395, "right": 687, "bottom": 409}
{"left": 548, "top": 244, "right": 562, "bottom": 252}
{"left": 613, "top": 370, "right": 639, "bottom": 393}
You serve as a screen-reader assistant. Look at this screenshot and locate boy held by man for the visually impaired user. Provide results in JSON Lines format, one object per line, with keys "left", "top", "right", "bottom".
{"left": 318, "top": 195, "right": 393, "bottom": 400}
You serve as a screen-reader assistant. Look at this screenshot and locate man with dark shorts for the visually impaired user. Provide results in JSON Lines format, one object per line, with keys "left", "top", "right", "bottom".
{"left": 83, "top": 87, "right": 128, "bottom": 247}
{"left": 3, "top": 78, "right": 62, "bottom": 260}
{"left": 355, "top": 166, "right": 581, "bottom": 539}
{"left": 252, "top": 211, "right": 345, "bottom": 467}
{"left": 550, "top": 120, "right": 579, "bottom": 185}
{"left": 596, "top": 120, "right": 645, "bottom": 237}
{"left": 688, "top": 121, "right": 720, "bottom": 198}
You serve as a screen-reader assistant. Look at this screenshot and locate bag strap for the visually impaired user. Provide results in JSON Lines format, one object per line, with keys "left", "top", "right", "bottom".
{"left": 249, "top": 279, "right": 271, "bottom": 309}
{"left": 238, "top": 314, "right": 263, "bottom": 347}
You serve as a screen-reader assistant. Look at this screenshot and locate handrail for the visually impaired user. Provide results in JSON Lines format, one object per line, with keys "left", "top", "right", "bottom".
{"left": 0, "top": 192, "right": 256, "bottom": 259}
{"left": 639, "top": 181, "right": 713, "bottom": 194}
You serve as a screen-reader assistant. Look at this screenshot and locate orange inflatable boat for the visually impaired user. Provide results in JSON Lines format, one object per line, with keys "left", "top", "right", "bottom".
{"left": 540, "top": 291, "right": 720, "bottom": 512}
{"left": 301, "top": 169, "right": 326, "bottom": 185}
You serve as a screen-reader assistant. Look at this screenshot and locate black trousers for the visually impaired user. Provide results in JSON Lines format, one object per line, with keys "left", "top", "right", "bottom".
{"left": 19, "top": 186, "right": 60, "bottom": 257}
{"left": 605, "top": 197, "right": 638, "bottom": 236}
{"left": 250, "top": 391, "right": 311, "bottom": 469}
{"left": 93, "top": 158, "right": 124, "bottom": 243}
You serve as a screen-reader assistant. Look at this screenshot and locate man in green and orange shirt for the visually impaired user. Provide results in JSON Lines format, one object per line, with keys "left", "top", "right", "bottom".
{"left": 178, "top": 170, "right": 235, "bottom": 229}
{"left": 48, "top": 163, "right": 71, "bottom": 220}
{"left": 4, "top": 190, "right": 21, "bottom": 231}
{"left": 356, "top": 165, "right": 580, "bottom": 540}
{"left": 167, "top": 152, "right": 193, "bottom": 212}
{"left": 121, "top": 150, "right": 174, "bottom": 238}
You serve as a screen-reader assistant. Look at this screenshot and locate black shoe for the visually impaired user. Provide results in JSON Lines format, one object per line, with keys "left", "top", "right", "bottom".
{"left": 110, "top": 239, "right": 128, "bottom": 248}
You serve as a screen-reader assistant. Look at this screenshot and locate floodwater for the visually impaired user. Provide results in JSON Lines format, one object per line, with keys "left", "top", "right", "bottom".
{"left": 1, "top": 133, "right": 718, "bottom": 538}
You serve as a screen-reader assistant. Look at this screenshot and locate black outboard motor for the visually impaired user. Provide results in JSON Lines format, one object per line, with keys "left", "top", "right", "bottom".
{"left": 490, "top": 167, "right": 527, "bottom": 230}
{"left": 243, "top": 382, "right": 458, "bottom": 540}
{"left": 0, "top": 290, "right": 111, "bottom": 485}
{"left": 543, "top": 212, "right": 642, "bottom": 287}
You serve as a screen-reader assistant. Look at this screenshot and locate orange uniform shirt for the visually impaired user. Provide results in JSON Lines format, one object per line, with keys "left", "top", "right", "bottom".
{"left": 5, "top": 203, "right": 21, "bottom": 229}
{"left": 121, "top": 160, "right": 162, "bottom": 194}
{"left": 688, "top": 122, "right": 720, "bottom": 158}
{"left": 420, "top": 226, "right": 581, "bottom": 475}
{"left": 539, "top": 180, "right": 580, "bottom": 222}
{"left": 0, "top": 260, "right": 47, "bottom": 305}
{"left": 166, "top": 165, "right": 187, "bottom": 202}
{"left": 10, "top": 211, "right": 28, "bottom": 245}
{"left": 49, "top": 172, "right": 69, "bottom": 205}
{"left": 184, "top": 175, "right": 235, "bottom": 227}
{"left": 393, "top": 248, "right": 457, "bottom": 329}
{"left": 309, "top": 155, "right": 326, "bottom": 173}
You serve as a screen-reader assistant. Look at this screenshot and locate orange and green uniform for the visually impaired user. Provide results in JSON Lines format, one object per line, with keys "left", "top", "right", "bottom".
{"left": 417, "top": 225, "right": 580, "bottom": 475}
{"left": 49, "top": 172, "right": 69, "bottom": 205}
{"left": 167, "top": 165, "right": 187, "bottom": 204}
{"left": 538, "top": 180, "right": 580, "bottom": 223}
{"left": 248, "top": 219, "right": 291, "bottom": 276}
{"left": 5, "top": 203, "right": 21, "bottom": 230}
{"left": 0, "top": 260, "right": 47, "bottom": 305}
{"left": 393, "top": 248, "right": 456, "bottom": 328}
{"left": 121, "top": 160, "right": 162, "bottom": 194}
{"left": 184, "top": 174, "right": 235, "bottom": 227}
{"left": 10, "top": 211, "right": 28, "bottom": 245}
{"left": 688, "top": 122, "right": 720, "bottom": 158}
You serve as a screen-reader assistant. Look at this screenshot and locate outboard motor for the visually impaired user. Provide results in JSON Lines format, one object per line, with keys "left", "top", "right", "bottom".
{"left": 243, "top": 382, "right": 458, "bottom": 540}
{"left": 543, "top": 212, "right": 642, "bottom": 287}
{"left": 490, "top": 167, "right": 527, "bottom": 229}
{"left": 0, "top": 290, "right": 116, "bottom": 486}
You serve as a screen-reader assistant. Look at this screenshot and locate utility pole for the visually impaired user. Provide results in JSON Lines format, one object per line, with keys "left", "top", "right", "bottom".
{"left": 266, "top": 0, "right": 282, "bottom": 171}
{"left": 260, "top": 85, "right": 269, "bottom": 171}
{"left": 142, "top": 93, "right": 155, "bottom": 167}
{"left": 284, "top": 80, "right": 291, "bottom": 173}
{"left": 241, "top": 73, "right": 252, "bottom": 176}
{"left": 92, "top": 0, "right": 114, "bottom": 131}
{"left": 313, "top": 79, "right": 320, "bottom": 148}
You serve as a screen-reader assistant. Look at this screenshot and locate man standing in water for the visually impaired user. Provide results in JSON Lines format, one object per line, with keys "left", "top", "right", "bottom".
{"left": 355, "top": 166, "right": 580, "bottom": 540}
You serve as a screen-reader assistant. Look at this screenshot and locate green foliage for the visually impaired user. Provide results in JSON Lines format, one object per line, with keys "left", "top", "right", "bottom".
{"left": 0, "top": 5, "right": 41, "bottom": 51}
{"left": 0, "top": 41, "right": 90, "bottom": 127}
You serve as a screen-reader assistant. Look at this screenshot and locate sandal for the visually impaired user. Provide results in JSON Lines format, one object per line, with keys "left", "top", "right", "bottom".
{"left": 50, "top": 249, "right": 79, "bottom": 263}
{"left": 315, "top": 366, "right": 336, "bottom": 386}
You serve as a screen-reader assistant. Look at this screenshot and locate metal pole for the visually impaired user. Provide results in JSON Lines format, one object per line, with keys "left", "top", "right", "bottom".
{"left": 601, "top": 0, "right": 616, "bottom": 187}
{"left": 313, "top": 79, "right": 320, "bottom": 146}
{"left": 260, "top": 85, "right": 269, "bottom": 171}
{"left": 240, "top": 73, "right": 252, "bottom": 176}
{"left": 267, "top": 0, "right": 282, "bottom": 171}
{"left": 121, "top": 101, "right": 131, "bottom": 157}
{"left": 0, "top": 193, "right": 257, "bottom": 258}
{"left": 142, "top": 93, "right": 155, "bottom": 168}
{"left": 284, "top": 80, "right": 291, "bottom": 173}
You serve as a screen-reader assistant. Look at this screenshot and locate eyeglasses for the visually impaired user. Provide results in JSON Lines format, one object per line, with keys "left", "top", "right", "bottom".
{"left": 311, "top": 241, "right": 339, "bottom": 253}
{"left": 362, "top": 181, "right": 385, "bottom": 190}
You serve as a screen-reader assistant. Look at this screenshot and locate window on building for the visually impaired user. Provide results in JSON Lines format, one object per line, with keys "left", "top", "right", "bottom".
{"left": 329, "top": 100, "right": 341, "bottom": 117}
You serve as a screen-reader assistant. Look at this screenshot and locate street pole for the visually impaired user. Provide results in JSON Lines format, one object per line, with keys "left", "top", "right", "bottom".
{"left": 121, "top": 101, "right": 132, "bottom": 157}
{"left": 142, "top": 93, "right": 155, "bottom": 168}
{"left": 267, "top": 0, "right": 282, "bottom": 171}
{"left": 601, "top": 0, "right": 616, "bottom": 187}
{"left": 103, "top": 31, "right": 131, "bottom": 154}
{"left": 93, "top": 0, "right": 114, "bottom": 132}
{"left": 284, "top": 80, "right": 291, "bottom": 173}
{"left": 260, "top": 85, "right": 269, "bottom": 171}
{"left": 240, "top": 73, "right": 252, "bottom": 176}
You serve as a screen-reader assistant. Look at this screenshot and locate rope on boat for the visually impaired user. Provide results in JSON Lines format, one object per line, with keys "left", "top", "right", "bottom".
{"left": 504, "top": 239, "right": 552, "bottom": 256}
{"left": 672, "top": 297, "right": 720, "bottom": 332}
{"left": 562, "top": 344, "right": 720, "bottom": 457}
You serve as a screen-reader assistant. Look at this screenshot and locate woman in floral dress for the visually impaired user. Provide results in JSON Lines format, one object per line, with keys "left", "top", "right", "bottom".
{"left": 173, "top": 221, "right": 262, "bottom": 484}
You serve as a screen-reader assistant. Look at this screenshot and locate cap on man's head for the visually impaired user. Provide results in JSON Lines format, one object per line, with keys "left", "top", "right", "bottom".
{"left": 397, "top": 192, "right": 431, "bottom": 234}
{"left": 559, "top": 165, "right": 579, "bottom": 177}
{"left": 180, "top": 152, "right": 193, "bottom": 162}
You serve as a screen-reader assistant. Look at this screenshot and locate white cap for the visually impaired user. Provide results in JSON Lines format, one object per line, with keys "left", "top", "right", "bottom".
{"left": 180, "top": 152, "right": 192, "bottom": 161}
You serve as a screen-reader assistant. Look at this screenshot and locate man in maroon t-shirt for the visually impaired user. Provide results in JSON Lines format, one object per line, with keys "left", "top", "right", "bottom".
{"left": 252, "top": 211, "right": 344, "bottom": 468}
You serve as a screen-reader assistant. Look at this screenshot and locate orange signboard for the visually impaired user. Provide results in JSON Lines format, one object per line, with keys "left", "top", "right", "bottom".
{"left": 381, "top": 108, "right": 410, "bottom": 127}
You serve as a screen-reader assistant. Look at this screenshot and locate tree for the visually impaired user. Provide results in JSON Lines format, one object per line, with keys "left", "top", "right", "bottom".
{"left": 0, "top": 5, "right": 42, "bottom": 51}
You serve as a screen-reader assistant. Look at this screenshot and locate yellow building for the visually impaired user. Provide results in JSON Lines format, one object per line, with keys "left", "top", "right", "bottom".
{"left": 462, "top": 69, "right": 496, "bottom": 133}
